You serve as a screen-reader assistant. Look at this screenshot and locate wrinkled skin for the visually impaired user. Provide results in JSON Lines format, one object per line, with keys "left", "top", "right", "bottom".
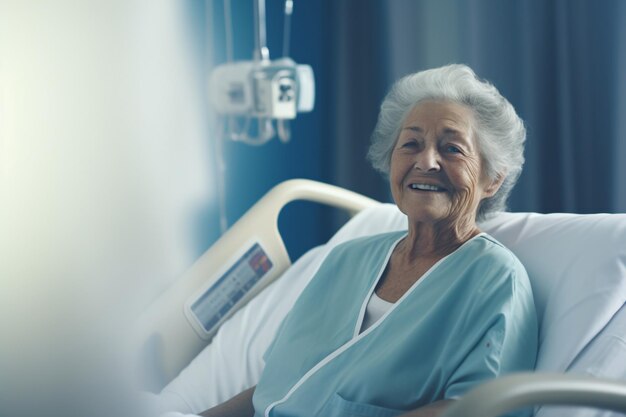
{"left": 389, "top": 100, "right": 502, "bottom": 255}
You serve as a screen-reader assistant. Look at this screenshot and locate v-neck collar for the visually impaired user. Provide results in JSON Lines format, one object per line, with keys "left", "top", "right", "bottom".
{"left": 353, "top": 231, "right": 487, "bottom": 338}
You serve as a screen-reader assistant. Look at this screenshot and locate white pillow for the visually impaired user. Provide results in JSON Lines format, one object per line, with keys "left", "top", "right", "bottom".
{"left": 154, "top": 205, "right": 626, "bottom": 415}
{"left": 479, "top": 212, "right": 626, "bottom": 373}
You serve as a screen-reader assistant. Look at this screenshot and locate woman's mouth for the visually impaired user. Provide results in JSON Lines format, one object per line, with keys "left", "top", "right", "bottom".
{"left": 409, "top": 183, "right": 447, "bottom": 192}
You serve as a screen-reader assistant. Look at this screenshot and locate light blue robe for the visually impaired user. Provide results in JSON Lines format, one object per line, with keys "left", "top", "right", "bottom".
{"left": 253, "top": 231, "right": 538, "bottom": 417}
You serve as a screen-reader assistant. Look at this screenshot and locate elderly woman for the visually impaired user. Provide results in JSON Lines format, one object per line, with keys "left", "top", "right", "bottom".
{"left": 201, "top": 64, "right": 538, "bottom": 417}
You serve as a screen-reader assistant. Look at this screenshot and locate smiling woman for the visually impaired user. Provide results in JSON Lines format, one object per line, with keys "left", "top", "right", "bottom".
{"left": 369, "top": 65, "right": 526, "bottom": 222}
{"left": 200, "top": 64, "right": 536, "bottom": 417}
{"left": 390, "top": 100, "right": 499, "bottom": 230}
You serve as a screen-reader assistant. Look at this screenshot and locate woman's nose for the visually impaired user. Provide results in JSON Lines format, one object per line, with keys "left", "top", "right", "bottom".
{"left": 413, "top": 148, "right": 441, "bottom": 172}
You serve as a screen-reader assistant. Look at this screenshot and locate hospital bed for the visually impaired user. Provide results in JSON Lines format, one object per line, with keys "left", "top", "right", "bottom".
{"left": 138, "top": 179, "right": 626, "bottom": 417}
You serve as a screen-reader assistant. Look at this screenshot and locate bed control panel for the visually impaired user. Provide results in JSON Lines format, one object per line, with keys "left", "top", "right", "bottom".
{"left": 185, "top": 241, "right": 274, "bottom": 339}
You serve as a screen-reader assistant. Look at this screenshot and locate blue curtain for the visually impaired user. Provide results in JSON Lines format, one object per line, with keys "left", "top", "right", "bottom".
{"left": 327, "top": 0, "right": 626, "bottom": 215}
{"left": 206, "top": 0, "right": 625, "bottom": 260}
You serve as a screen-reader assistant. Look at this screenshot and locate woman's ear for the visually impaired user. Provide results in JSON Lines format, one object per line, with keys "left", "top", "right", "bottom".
{"left": 483, "top": 173, "right": 505, "bottom": 198}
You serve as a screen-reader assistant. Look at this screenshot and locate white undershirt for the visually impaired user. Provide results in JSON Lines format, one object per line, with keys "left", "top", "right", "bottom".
{"left": 360, "top": 291, "right": 395, "bottom": 332}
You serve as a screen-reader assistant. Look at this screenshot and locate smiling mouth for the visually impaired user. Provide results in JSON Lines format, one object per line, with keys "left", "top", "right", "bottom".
{"left": 409, "top": 183, "right": 448, "bottom": 192}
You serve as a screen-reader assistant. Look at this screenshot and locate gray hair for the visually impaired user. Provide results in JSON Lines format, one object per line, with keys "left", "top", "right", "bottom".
{"left": 367, "top": 64, "right": 526, "bottom": 221}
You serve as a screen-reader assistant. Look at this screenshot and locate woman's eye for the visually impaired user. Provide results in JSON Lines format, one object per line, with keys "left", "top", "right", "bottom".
{"left": 445, "top": 145, "right": 462, "bottom": 154}
{"left": 401, "top": 141, "right": 417, "bottom": 148}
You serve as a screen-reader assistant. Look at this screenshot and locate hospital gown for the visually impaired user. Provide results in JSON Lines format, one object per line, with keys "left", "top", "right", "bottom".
{"left": 253, "top": 231, "right": 538, "bottom": 417}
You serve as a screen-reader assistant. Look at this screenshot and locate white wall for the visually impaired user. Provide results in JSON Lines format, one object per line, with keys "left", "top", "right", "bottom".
{"left": 0, "top": 2, "right": 212, "bottom": 415}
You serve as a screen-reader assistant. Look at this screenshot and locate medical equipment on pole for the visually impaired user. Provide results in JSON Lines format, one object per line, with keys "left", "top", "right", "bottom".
{"left": 209, "top": 0, "right": 314, "bottom": 145}
{"left": 209, "top": 0, "right": 315, "bottom": 234}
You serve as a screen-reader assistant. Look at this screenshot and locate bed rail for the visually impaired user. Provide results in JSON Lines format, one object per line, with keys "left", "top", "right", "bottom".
{"left": 135, "top": 179, "right": 378, "bottom": 390}
{"left": 442, "top": 373, "right": 626, "bottom": 417}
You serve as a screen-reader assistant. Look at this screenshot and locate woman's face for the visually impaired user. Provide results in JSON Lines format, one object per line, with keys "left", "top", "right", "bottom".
{"left": 389, "top": 100, "right": 498, "bottom": 226}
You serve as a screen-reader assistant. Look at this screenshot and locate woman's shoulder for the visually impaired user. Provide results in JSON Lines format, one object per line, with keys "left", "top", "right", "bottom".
{"left": 318, "top": 231, "right": 406, "bottom": 269}
{"left": 330, "top": 230, "right": 407, "bottom": 254}
{"left": 467, "top": 233, "right": 525, "bottom": 270}
{"left": 463, "top": 233, "right": 533, "bottom": 294}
